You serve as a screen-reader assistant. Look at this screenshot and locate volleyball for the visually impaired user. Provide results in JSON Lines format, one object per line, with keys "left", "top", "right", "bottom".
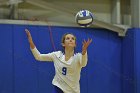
{"left": 75, "top": 9, "right": 93, "bottom": 27}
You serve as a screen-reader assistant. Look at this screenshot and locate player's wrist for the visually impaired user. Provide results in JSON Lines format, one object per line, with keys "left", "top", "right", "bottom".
{"left": 82, "top": 50, "right": 87, "bottom": 55}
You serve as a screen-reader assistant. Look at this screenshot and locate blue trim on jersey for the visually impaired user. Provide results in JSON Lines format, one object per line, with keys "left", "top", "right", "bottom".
{"left": 52, "top": 86, "right": 64, "bottom": 93}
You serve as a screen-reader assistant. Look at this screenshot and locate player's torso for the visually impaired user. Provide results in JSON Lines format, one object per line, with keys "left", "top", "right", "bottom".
{"left": 52, "top": 51, "right": 81, "bottom": 80}
{"left": 52, "top": 51, "right": 81, "bottom": 93}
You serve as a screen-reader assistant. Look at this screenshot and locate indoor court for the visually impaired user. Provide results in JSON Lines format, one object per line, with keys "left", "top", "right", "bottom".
{"left": 0, "top": 0, "right": 140, "bottom": 93}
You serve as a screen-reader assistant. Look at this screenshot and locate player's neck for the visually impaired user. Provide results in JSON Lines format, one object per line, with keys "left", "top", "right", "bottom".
{"left": 64, "top": 48, "right": 74, "bottom": 61}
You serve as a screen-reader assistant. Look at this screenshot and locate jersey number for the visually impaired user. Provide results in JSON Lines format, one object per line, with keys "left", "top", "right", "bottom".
{"left": 62, "top": 67, "right": 67, "bottom": 75}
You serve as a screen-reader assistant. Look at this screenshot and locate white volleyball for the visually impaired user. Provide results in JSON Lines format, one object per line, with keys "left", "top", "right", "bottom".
{"left": 75, "top": 9, "right": 94, "bottom": 27}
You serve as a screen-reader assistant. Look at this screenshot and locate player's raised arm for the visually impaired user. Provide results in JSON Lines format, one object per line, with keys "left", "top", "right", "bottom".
{"left": 80, "top": 38, "right": 92, "bottom": 67}
{"left": 25, "top": 29, "right": 53, "bottom": 62}
{"left": 25, "top": 29, "right": 35, "bottom": 49}
{"left": 82, "top": 38, "right": 92, "bottom": 55}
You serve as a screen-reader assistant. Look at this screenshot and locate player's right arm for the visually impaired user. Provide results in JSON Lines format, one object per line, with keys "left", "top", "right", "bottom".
{"left": 25, "top": 29, "right": 35, "bottom": 49}
{"left": 25, "top": 29, "right": 53, "bottom": 62}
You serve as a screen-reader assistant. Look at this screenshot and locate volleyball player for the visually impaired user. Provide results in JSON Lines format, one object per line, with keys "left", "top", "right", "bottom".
{"left": 25, "top": 29, "right": 92, "bottom": 93}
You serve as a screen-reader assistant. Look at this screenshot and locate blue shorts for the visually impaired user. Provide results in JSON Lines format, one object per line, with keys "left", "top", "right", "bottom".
{"left": 52, "top": 86, "right": 64, "bottom": 93}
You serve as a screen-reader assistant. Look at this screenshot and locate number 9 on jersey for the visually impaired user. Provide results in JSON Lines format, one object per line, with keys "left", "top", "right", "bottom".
{"left": 62, "top": 67, "right": 67, "bottom": 75}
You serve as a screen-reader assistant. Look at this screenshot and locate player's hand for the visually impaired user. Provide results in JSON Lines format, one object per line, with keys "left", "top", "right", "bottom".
{"left": 25, "top": 29, "right": 35, "bottom": 49}
{"left": 82, "top": 38, "right": 92, "bottom": 55}
{"left": 25, "top": 29, "right": 32, "bottom": 43}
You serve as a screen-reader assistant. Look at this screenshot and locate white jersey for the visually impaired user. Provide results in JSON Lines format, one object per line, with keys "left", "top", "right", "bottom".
{"left": 31, "top": 47, "right": 88, "bottom": 93}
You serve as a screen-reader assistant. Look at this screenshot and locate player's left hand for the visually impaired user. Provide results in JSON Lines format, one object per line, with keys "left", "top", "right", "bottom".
{"left": 82, "top": 38, "right": 92, "bottom": 55}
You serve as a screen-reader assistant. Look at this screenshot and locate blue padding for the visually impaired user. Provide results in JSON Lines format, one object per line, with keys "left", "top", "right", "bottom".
{"left": 86, "top": 29, "right": 122, "bottom": 93}
{"left": 0, "top": 24, "right": 14, "bottom": 93}
{"left": 13, "top": 25, "right": 39, "bottom": 93}
{"left": 1, "top": 24, "right": 139, "bottom": 93}
{"left": 122, "top": 29, "right": 135, "bottom": 93}
{"left": 134, "top": 28, "right": 140, "bottom": 93}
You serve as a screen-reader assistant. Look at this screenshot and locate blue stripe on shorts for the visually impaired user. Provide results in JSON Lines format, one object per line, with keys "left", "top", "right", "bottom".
{"left": 52, "top": 85, "right": 64, "bottom": 93}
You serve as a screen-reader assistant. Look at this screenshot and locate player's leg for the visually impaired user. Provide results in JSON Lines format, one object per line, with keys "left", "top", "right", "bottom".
{"left": 52, "top": 85, "right": 64, "bottom": 93}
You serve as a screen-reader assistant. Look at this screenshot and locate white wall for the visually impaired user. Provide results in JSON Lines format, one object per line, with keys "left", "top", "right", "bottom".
{"left": 0, "top": 0, "right": 131, "bottom": 26}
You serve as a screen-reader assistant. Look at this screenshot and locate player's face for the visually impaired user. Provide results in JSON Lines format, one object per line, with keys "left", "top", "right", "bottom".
{"left": 63, "top": 34, "right": 76, "bottom": 48}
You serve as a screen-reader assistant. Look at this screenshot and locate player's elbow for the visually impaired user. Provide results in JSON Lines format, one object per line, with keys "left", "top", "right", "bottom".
{"left": 34, "top": 55, "right": 42, "bottom": 61}
{"left": 82, "top": 63, "right": 87, "bottom": 67}
{"left": 81, "top": 59, "right": 88, "bottom": 67}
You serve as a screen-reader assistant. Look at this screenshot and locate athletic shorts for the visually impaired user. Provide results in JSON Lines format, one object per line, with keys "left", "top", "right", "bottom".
{"left": 52, "top": 85, "right": 64, "bottom": 93}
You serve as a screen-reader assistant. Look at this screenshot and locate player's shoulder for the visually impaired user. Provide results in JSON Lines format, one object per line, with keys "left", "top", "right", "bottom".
{"left": 51, "top": 51, "right": 63, "bottom": 57}
{"left": 52, "top": 51, "right": 62, "bottom": 54}
{"left": 52, "top": 51, "right": 62, "bottom": 55}
{"left": 74, "top": 52, "right": 82, "bottom": 58}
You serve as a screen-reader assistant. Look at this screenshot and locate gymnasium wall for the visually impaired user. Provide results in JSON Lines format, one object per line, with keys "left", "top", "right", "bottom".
{"left": 0, "top": 24, "right": 138, "bottom": 93}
